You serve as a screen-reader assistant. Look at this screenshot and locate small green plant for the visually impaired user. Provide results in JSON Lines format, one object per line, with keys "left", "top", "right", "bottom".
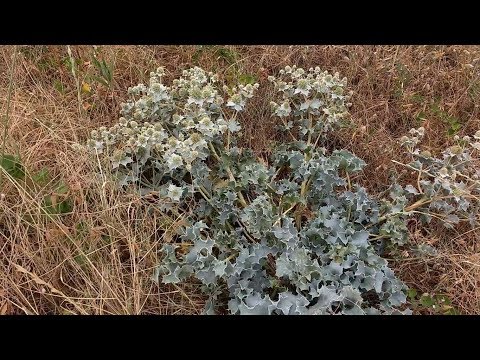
{"left": 63, "top": 55, "right": 82, "bottom": 75}
{"left": 410, "top": 93, "right": 425, "bottom": 104}
{"left": 42, "top": 181, "right": 73, "bottom": 215}
{"left": 1, "top": 46, "right": 19, "bottom": 187}
{"left": 32, "top": 168, "right": 49, "bottom": 186}
{"left": 53, "top": 79, "right": 66, "bottom": 94}
{"left": 394, "top": 63, "right": 412, "bottom": 98}
{"left": 0, "top": 154, "right": 25, "bottom": 180}
{"left": 407, "top": 289, "right": 459, "bottom": 315}
{"left": 431, "top": 100, "right": 462, "bottom": 136}
{"left": 192, "top": 45, "right": 215, "bottom": 65}
{"left": 90, "top": 53, "right": 114, "bottom": 88}
{"left": 415, "top": 110, "right": 427, "bottom": 126}
{"left": 74, "top": 254, "right": 88, "bottom": 267}
{"left": 215, "top": 47, "right": 237, "bottom": 65}
{"left": 238, "top": 73, "right": 257, "bottom": 85}
{"left": 21, "top": 46, "right": 61, "bottom": 73}
{"left": 85, "top": 65, "right": 480, "bottom": 315}
{"left": 468, "top": 81, "right": 480, "bottom": 101}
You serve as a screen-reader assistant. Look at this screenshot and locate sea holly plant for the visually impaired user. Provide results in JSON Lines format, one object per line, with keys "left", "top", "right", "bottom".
{"left": 86, "top": 65, "right": 479, "bottom": 315}
{"left": 386, "top": 128, "right": 480, "bottom": 234}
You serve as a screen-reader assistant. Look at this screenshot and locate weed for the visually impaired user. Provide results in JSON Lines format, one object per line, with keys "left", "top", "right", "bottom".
{"left": 407, "top": 289, "right": 460, "bottom": 315}
{"left": 431, "top": 100, "right": 462, "bottom": 135}
{"left": 90, "top": 53, "right": 114, "bottom": 88}
{"left": 0, "top": 154, "right": 25, "bottom": 180}
{"left": 394, "top": 63, "right": 412, "bottom": 98}
{"left": 215, "top": 47, "right": 237, "bottom": 65}
{"left": 42, "top": 181, "right": 73, "bottom": 215}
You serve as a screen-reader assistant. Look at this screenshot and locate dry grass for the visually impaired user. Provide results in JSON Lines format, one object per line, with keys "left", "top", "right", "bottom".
{"left": 0, "top": 45, "right": 479, "bottom": 314}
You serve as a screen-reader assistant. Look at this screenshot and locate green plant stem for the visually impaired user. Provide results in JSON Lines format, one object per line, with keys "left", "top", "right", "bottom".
{"left": 345, "top": 171, "right": 352, "bottom": 191}
{"left": 225, "top": 252, "right": 238, "bottom": 262}
{"left": 198, "top": 185, "right": 214, "bottom": 205}
{"left": 371, "top": 196, "right": 434, "bottom": 228}
{"left": 67, "top": 46, "right": 83, "bottom": 118}
{"left": 281, "top": 118, "right": 297, "bottom": 141}
{"left": 404, "top": 197, "right": 431, "bottom": 212}
{"left": 237, "top": 219, "right": 256, "bottom": 243}
{"left": 368, "top": 234, "right": 391, "bottom": 241}
{"left": 306, "top": 113, "right": 313, "bottom": 145}
{"left": 391, "top": 159, "right": 435, "bottom": 178}
{"left": 312, "top": 131, "right": 324, "bottom": 149}
{"left": 207, "top": 142, "right": 248, "bottom": 208}
{"left": 0, "top": 46, "right": 18, "bottom": 188}
{"left": 198, "top": 183, "right": 254, "bottom": 241}
{"left": 295, "top": 115, "right": 314, "bottom": 229}
{"left": 410, "top": 210, "right": 465, "bottom": 223}
{"left": 273, "top": 202, "right": 297, "bottom": 226}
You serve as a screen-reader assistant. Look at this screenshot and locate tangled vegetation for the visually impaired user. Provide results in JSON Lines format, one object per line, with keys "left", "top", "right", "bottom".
{"left": 82, "top": 64, "right": 479, "bottom": 315}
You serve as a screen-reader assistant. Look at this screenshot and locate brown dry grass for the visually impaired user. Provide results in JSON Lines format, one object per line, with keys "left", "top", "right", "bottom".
{"left": 0, "top": 45, "right": 479, "bottom": 314}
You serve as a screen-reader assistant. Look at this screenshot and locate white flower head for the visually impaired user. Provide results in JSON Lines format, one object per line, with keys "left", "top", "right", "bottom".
{"left": 226, "top": 93, "right": 245, "bottom": 111}
{"left": 216, "top": 118, "right": 228, "bottom": 133}
{"left": 167, "top": 184, "right": 183, "bottom": 202}
{"left": 439, "top": 167, "right": 449, "bottom": 178}
{"left": 294, "top": 78, "right": 311, "bottom": 96}
{"left": 227, "top": 119, "right": 241, "bottom": 133}
{"left": 399, "top": 136, "right": 410, "bottom": 145}
{"left": 197, "top": 116, "right": 218, "bottom": 136}
{"left": 275, "top": 101, "right": 291, "bottom": 117}
{"left": 166, "top": 153, "right": 183, "bottom": 171}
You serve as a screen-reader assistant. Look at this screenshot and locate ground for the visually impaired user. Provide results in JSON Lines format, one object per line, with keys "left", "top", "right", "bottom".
{"left": 0, "top": 45, "right": 479, "bottom": 314}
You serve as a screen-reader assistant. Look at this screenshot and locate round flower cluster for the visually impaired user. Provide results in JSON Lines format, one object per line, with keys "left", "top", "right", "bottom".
{"left": 399, "top": 127, "right": 425, "bottom": 151}
{"left": 225, "top": 83, "right": 259, "bottom": 111}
